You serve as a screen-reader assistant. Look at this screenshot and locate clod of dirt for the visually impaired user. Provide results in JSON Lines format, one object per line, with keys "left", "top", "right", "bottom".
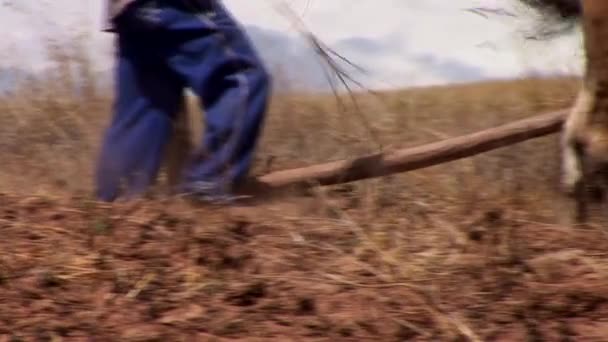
{"left": 156, "top": 213, "right": 181, "bottom": 228}
{"left": 2, "top": 209, "right": 17, "bottom": 220}
{"left": 295, "top": 297, "right": 316, "bottom": 315}
{"left": 158, "top": 304, "right": 204, "bottom": 325}
{"left": 37, "top": 270, "right": 63, "bottom": 288}
{"left": 48, "top": 212, "right": 65, "bottom": 221}
{"left": 303, "top": 317, "right": 333, "bottom": 337}
{"left": 91, "top": 218, "right": 113, "bottom": 235}
{"left": 338, "top": 325, "right": 355, "bottom": 337}
{"left": 484, "top": 209, "right": 504, "bottom": 223}
{"left": 225, "top": 218, "right": 254, "bottom": 242}
{"left": 120, "top": 323, "right": 165, "bottom": 341}
{"left": 357, "top": 320, "right": 379, "bottom": 335}
{"left": 0, "top": 335, "right": 12, "bottom": 342}
{"left": 395, "top": 324, "right": 421, "bottom": 340}
{"left": 467, "top": 208, "right": 506, "bottom": 241}
{"left": 220, "top": 252, "right": 251, "bottom": 271}
{"left": 215, "top": 319, "right": 247, "bottom": 337}
{"left": 227, "top": 281, "right": 267, "bottom": 307}
{"left": 468, "top": 226, "right": 486, "bottom": 242}
{"left": 527, "top": 249, "right": 592, "bottom": 282}
{"left": 19, "top": 197, "right": 52, "bottom": 213}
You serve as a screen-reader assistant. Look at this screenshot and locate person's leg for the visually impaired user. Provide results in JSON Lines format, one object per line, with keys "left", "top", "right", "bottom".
{"left": 157, "top": 1, "right": 272, "bottom": 198}
{"left": 95, "top": 15, "right": 184, "bottom": 202}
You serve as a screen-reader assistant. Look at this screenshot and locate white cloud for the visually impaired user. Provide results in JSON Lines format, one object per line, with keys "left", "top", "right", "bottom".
{"left": 0, "top": 0, "right": 583, "bottom": 90}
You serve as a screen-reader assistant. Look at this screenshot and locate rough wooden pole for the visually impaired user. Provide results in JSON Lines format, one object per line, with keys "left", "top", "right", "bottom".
{"left": 253, "top": 110, "right": 568, "bottom": 190}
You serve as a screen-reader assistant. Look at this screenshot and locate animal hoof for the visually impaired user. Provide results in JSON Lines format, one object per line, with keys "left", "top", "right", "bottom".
{"left": 561, "top": 180, "right": 578, "bottom": 197}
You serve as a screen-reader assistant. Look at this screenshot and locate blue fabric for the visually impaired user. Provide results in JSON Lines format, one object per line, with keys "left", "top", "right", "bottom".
{"left": 95, "top": 0, "right": 271, "bottom": 201}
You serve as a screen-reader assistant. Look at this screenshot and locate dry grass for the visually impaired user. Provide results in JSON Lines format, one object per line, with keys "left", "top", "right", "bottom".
{"left": 1, "top": 54, "right": 580, "bottom": 219}
{"left": 5, "top": 43, "right": 608, "bottom": 341}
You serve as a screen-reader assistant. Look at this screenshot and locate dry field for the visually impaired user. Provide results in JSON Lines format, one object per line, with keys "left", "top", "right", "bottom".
{"left": 3, "top": 53, "right": 608, "bottom": 340}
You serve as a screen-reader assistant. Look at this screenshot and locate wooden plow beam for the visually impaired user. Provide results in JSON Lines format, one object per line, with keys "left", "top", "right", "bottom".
{"left": 252, "top": 110, "right": 568, "bottom": 191}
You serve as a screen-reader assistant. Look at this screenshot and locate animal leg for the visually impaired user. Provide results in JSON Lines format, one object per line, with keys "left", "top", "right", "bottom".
{"left": 561, "top": 113, "right": 585, "bottom": 197}
{"left": 561, "top": 121, "right": 590, "bottom": 222}
{"left": 573, "top": 163, "right": 589, "bottom": 223}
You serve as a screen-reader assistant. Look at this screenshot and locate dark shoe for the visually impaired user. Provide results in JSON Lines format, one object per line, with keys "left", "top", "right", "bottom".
{"left": 180, "top": 181, "right": 252, "bottom": 206}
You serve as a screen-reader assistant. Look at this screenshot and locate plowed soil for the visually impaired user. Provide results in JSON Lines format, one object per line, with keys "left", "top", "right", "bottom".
{"left": 1, "top": 192, "right": 608, "bottom": 341}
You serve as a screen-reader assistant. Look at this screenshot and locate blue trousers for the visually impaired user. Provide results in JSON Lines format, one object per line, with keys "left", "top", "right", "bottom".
{"left": 95, "top": 0, "right": 271, "bottom": 201}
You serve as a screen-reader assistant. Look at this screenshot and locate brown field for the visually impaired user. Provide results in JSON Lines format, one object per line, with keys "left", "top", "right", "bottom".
{"left": 3, "top": 52, "right": 608, "bottom": 341}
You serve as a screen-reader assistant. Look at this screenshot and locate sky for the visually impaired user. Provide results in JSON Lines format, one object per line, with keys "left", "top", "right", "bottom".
{"left": 0, "top": 0, "right": 584, "bottom": 91}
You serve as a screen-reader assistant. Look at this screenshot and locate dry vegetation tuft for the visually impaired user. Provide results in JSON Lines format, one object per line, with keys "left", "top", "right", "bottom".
{"left": 4, "top": 41, "right": 608, "bottom": 340}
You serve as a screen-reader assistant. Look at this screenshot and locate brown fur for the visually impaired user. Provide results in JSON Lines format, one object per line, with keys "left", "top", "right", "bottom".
{"left": 561, "top": 0, "right": 608, "bottom": 222}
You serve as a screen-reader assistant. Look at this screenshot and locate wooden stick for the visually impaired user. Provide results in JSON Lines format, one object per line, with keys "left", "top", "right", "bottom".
{"left": 253, "top": 110, "right": 568, "bottom": 190}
